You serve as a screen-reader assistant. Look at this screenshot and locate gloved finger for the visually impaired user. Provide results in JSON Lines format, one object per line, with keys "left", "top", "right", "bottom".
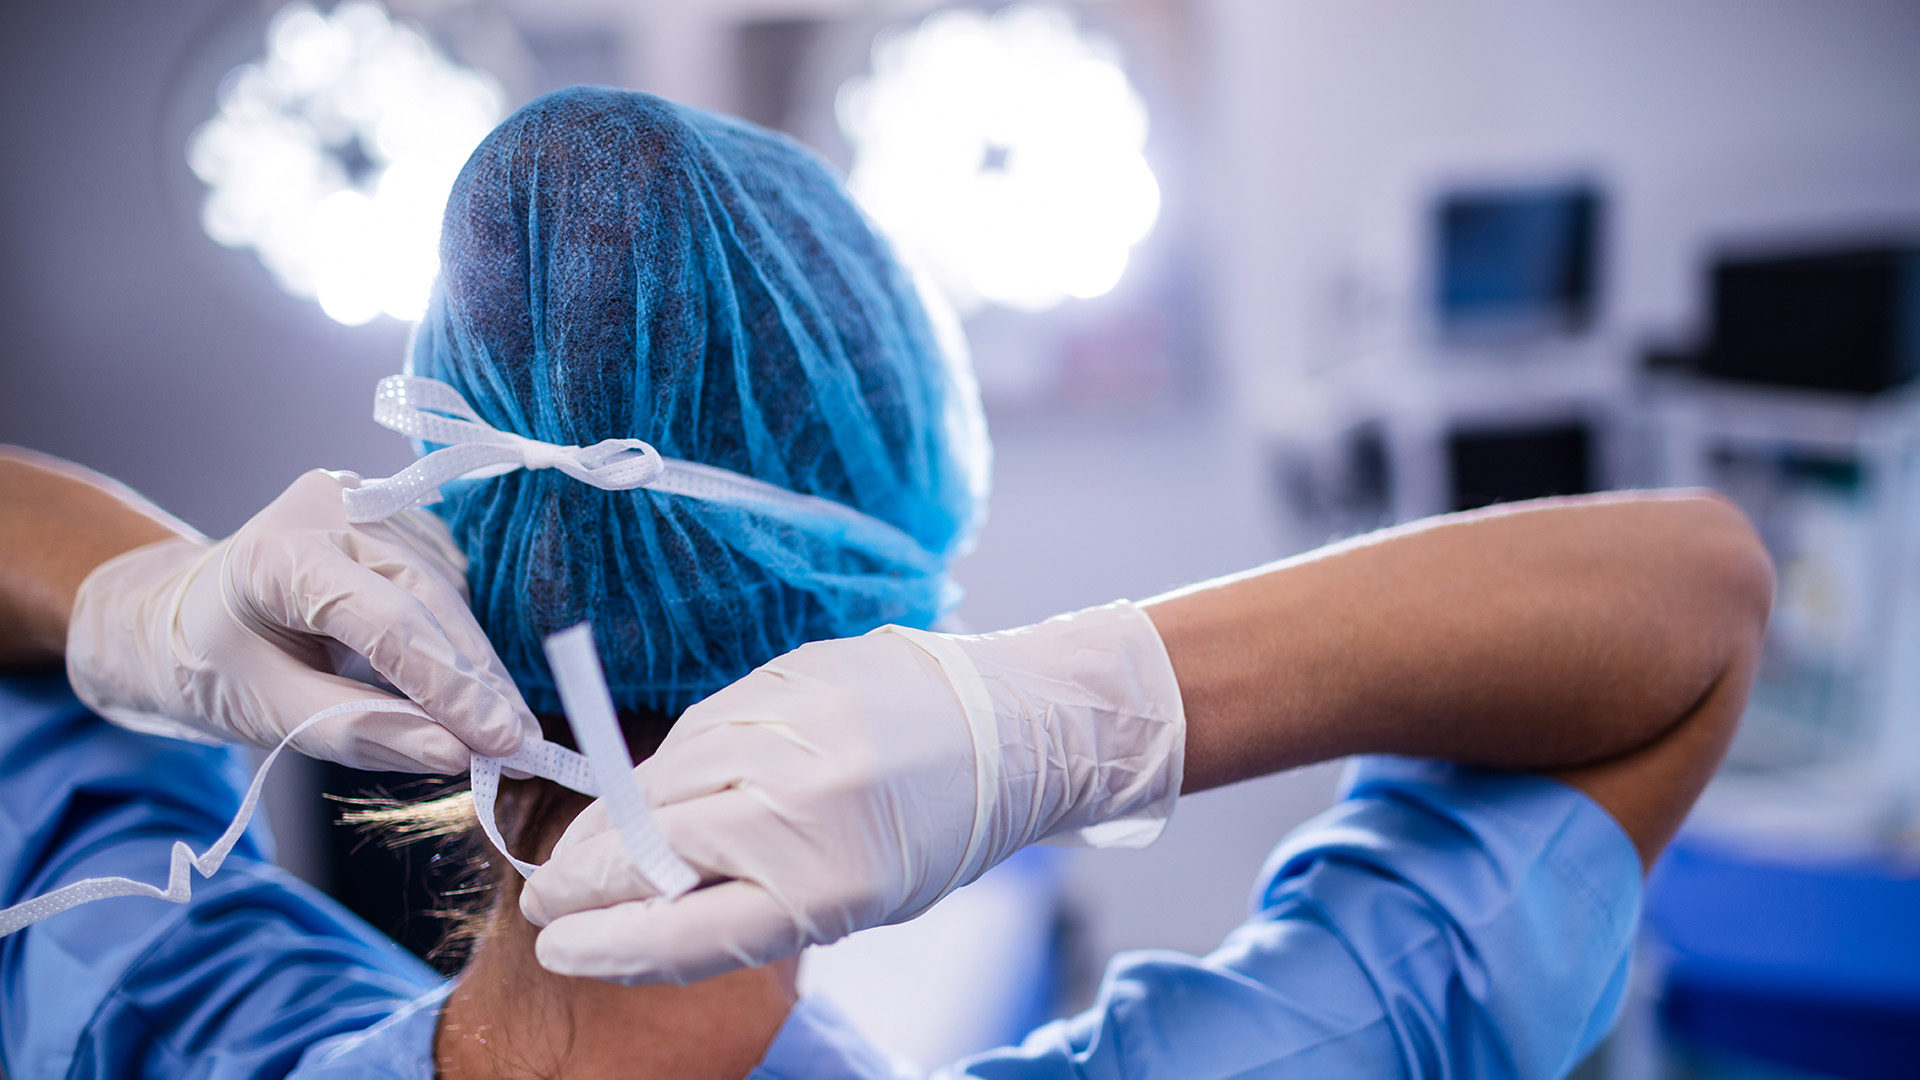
{"left": 521, "top": 823, "right": 657, "bottom": 925}
{"left": 283, "top": 554, "right": 530, "bottom": 757}
{"left": 329, "top": 532, "right": 537, "bottom": 743}
{"left": 628, "top": 715, "right": 823, "bottom": 807}
{"left": 533, "top": 881, "right": 808, "bottom": 985}
{"left": 237, "top": 642, "right": 475, "bottom": 772}
{"left": 376, "top": 508, "right": 470, "bottom": 595}
{"left": 523, "top": 788, "right": 784, "bottom": 924}
{"left": 295, "top": 707, "right": 473, "bottom": 774}
{"left": 324, "top": 528, "right": 522, "bottom": 694}
{"left": 317, "top": 475, "right": 467, "bottom": 590}
{"left": 525, "top": 802, "right": 690, "bottom": 924}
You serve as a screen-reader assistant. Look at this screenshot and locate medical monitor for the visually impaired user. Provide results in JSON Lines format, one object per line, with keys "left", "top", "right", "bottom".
{"left": 1699, "top": 245, "right": 1920, "bottom": 394}
{"left": 1447, "top": 420, "right": 1595, "bottom": 512}
{"left": 1433, "top": 182, "right": 1603, "bottom": 342}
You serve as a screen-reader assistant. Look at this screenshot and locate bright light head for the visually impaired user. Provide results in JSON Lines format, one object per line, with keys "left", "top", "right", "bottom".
{"left": 188, "top": 1, "right": 502, "bottom": 326}
{"left": 838, "top": 5, "right": 1160, "bottom": 314}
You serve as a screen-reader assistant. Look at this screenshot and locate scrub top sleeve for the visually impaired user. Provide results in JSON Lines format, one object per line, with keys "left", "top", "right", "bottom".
{"left": 0, "top": 674, "right": 440, "bottom": 1080}
{"left": 1254, "top": 756, "right": 1643, "bottom": 1077}
{"left": 749, "top": 997, "right": 919, "bottom": 1080}
{"left": 755, "top": 755, "right": 1640, "bottom": 1080}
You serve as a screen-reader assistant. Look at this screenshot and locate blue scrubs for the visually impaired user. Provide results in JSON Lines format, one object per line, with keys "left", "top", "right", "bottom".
{"left": 0, "top": 674, "right": 1640, "bottom": 1079}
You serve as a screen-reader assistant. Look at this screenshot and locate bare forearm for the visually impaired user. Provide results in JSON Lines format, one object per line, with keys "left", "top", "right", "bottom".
{"left": 0, "top": 448, "right": 198, "bottom": 666}
{"left": 1147, "top": 492, "right": 1774, "bottom": 794}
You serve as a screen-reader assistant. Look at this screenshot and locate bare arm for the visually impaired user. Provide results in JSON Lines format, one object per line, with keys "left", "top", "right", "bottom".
{"left": 1547, "top": 646, "right": 1755, "bottom": 867}
{"left": 0, "top": 448, "right": 199, "bottom": 667}
{"left": 520, "top": 489, "right": 1772, "bottom": 985}
{"left": 1145, "top": 491, "right": 1773, "bottom": 865}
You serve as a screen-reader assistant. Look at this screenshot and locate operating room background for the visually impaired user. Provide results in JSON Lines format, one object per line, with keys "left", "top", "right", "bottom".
{"left": 3, "top": 0, "right": 1919, "bottom": 1075}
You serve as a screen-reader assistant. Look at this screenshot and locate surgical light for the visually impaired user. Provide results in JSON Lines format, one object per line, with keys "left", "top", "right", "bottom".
{"left": 188, "top": 1, "right": 503, "bottom": 325}
{"left": 837, "top": 6, "right": 1160, "bottom": 313}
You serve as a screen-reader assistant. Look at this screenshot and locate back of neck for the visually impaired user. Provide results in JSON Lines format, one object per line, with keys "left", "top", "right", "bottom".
{"left": 435, "top": 909, "right": 798, "bottom": 1080}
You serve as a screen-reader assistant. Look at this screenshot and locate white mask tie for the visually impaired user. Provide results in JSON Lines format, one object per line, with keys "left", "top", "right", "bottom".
{"left": 341, "top": 375, "right": 914, "bottom": 543}
{"left": 0, "top": 625, "right": 697, "bottom": 937}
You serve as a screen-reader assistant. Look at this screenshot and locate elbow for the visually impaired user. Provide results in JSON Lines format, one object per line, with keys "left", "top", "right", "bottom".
{"left": 1640, "top": 491, "right": 1774, "bottom": 690}
{"left": 1676, "top": 491, "right": 1775, "bottom": 643}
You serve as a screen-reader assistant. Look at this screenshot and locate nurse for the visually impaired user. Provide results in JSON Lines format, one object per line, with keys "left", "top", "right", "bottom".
{"left": 2, "top": 446, "right": 1770, "bottom": 1079}
{"left": 2, "top": 85, "right": 1773, "bottom": 1078}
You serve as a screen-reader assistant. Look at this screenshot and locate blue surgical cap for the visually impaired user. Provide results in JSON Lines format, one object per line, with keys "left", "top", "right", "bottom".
{"left": 409, "top": 87, "right": 989, "bottom": 715}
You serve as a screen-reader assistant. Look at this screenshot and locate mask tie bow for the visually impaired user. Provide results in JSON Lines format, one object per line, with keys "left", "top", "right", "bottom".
{"left": 340, "top": 375, "right": 936, "bottom": 584}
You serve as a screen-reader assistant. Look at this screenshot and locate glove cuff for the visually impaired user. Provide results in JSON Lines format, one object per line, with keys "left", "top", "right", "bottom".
{"left": 989, "top": 601, "right": 1187, "bottom": 850}
{"left": 65, "top": 537, "right": 224, "bottom": 743}
{"left": 881, "top": 599, "right": 1187, "bottom": 886}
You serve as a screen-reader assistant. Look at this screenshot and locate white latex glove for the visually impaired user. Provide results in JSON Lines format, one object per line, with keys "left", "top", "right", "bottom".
{"left": 65, "top": 469, "right": 537, "bottom": 773}
{"left": 521, "top": 600, "right": 1185, "bottom": 984}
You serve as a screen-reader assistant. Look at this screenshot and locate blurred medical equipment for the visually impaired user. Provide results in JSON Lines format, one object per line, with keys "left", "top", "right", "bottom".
{"left": 1435, "top": 185, "right": 1603, "bottom": 343}
{"left": 64, "top": 469, "right": 533, "bottom": 774}
{"left": 187, "top": 0, "right": 504, "bottom": 325}
{"left": 1418, "top": 185, "right": 1614, "bottom": 511}
{"left": 1643, "top": 834, "right": 1920, "bottom": 1079}
{"left": 1269, "top": 174, "right": 1622, "bottom": 541}
{"left": 1684, "top": 248, "right": 1920, "bottom": 395}
{"left": 1645, "top": 242, "right": 1920, "bottom": 818}
{"left": 522, "top": 600, "right": 1186, "bottom": 985}
{"left": 413, "top": 85, "right": 987, "bottom": 717}
{"left": 1, "top": 625, "right": 692, "bottom": 936}
{"left": 1625, "top": 243, "right": 1920, "bottom": 1079}
{"left": 1266, "top": 173, "right": 1920, "bottom": 825}
{"left": 1254, "top": 153, "right": 1920, "bottom": 1075}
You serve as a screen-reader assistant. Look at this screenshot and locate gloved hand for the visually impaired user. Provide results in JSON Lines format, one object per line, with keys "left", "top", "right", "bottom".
{"left": 65, "top": 469, "right": 537, "bottom": 773}
{"left": 521, "top": 600, "right": 1185, "bottom": 984}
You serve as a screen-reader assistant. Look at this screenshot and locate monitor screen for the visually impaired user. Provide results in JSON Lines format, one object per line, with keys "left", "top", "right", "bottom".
{"left": 1447, "top": 420, "right": 1595, "bottom": 511}
{"left": 1434, "top": 183, "right": 1602, "bottom": 341}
